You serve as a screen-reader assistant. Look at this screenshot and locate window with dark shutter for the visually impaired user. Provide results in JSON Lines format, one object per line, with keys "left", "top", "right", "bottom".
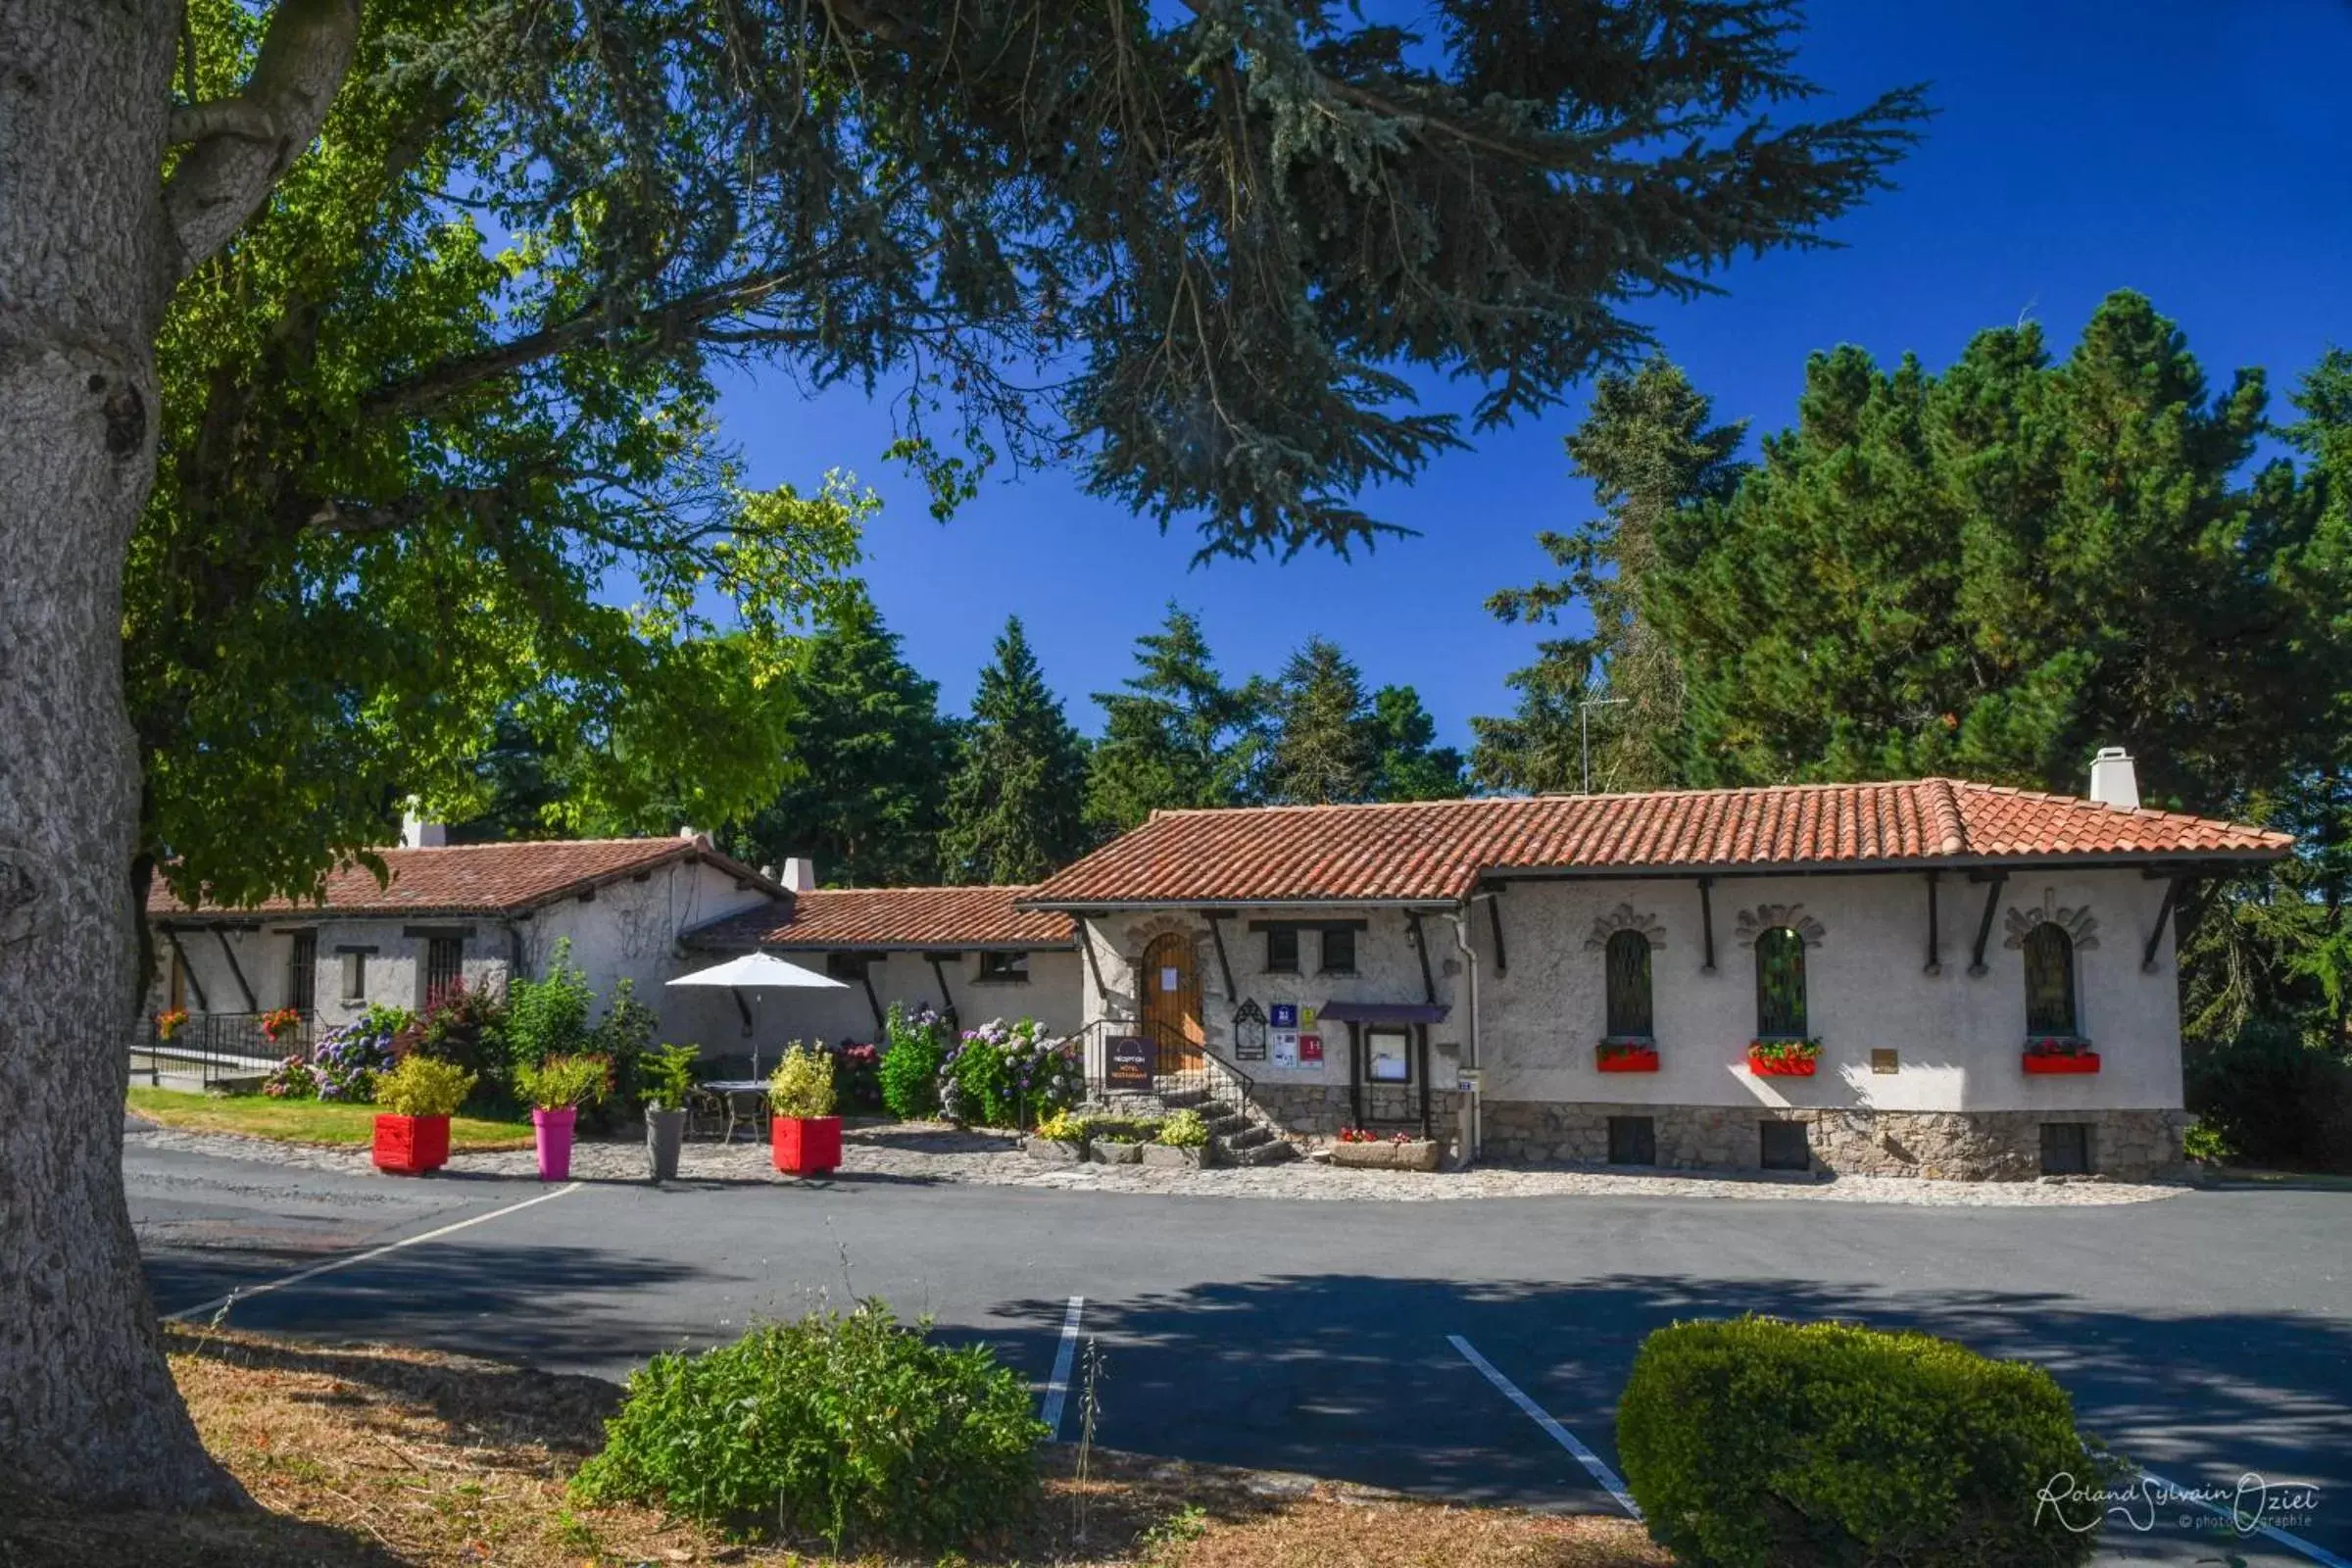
{"left": 1604, "top": 929, "right": 1653, "bottom": 1038}
{"left": 1265, "top": 926, "right": 1298, "bottom": 973}
{"left": 977, "top": 951, "right": 1029, "bottom": 982}
{"left": 286, "top": 931, "right": 317, "bottom": 1013}
{"left": 1319, "top": 926, "right": 1356, "bottom": 975}
{"left": 2023, "top": 923, "right": 2078, "bottom": 1037}
{"left": 1754, "top": 927, "right": 1808, "bottom": 1039}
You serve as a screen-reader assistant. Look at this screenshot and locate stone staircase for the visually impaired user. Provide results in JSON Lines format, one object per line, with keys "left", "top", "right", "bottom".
{"left": 1156, "top": 1086, "right": 1298, "bottom": 1166}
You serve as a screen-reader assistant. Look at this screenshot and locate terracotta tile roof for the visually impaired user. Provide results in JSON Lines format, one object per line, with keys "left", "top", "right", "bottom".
{"left": 688, "top": 886, "right": 1077, "bottom": 952}
{"left": 149, "top": 838, "right": 782, "bottom": 919}
{"left": 1022, "top": 780, "right": 2293, "bottom": 908}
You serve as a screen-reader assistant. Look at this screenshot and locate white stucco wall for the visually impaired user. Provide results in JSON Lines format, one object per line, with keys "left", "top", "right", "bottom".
{"left": 1468, "top": 868, "right": 2180, "bottom": 1112}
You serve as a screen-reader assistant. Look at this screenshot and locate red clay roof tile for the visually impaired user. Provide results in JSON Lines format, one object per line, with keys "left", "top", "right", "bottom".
{"left": 689, "top": 886, "right": 1076, "bottom": 952}
{"left": 1022, "top": 780, "right": 2291, "bottom": 908}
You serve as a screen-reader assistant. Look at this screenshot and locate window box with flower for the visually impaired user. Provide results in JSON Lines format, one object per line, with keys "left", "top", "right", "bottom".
{"left": 2022, "top": 1038, "right": 2100, "bottom": 1074}
{"left": 1328, "top": 1127, "right": 1442, "bottom": 1171}
{"left": 1596, "top": 1039, "right": 1660, "bottom": 1073}
{"left": 1747, "top": 1038, "right": 1823, "bottom": 1077}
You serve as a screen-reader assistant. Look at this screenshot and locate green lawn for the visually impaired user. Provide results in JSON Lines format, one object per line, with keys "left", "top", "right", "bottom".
{"left": 126, "top": 1088, "right": 534, "bottom": 1151}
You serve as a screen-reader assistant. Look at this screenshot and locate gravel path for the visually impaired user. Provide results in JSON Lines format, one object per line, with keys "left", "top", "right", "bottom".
{"left": 124, "top": 1116, "right": 2189, "bottom": 1206}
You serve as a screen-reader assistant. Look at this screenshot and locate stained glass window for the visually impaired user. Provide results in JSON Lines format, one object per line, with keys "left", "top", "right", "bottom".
{"left": 2023, "top": 923, "right": 2077, "bottom": 1037}
{"left": 1604, "top": 929, "right": 1654, "bottom": 1038}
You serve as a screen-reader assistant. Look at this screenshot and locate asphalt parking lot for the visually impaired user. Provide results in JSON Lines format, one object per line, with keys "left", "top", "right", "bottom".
{"left": 130, "top": 1135, "right": 2352, "bottom": 1566}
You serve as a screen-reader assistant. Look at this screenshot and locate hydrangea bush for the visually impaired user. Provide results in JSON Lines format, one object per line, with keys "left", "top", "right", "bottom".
{"left": 309, "top": 1010, "right": 405, "bottom": 1101}
{"left": 938, "top": 1018, "right": 1081, "bottom": 1130}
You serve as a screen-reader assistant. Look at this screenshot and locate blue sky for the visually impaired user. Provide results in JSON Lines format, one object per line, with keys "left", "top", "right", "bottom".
{"left": 712, "top": 0, "right": 2352, "bottom": 749}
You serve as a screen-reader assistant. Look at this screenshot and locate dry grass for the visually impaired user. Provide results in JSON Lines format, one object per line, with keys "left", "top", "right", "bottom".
{"left": 127, "top": 1088, "right": 534, "bottom": 1151}
{"left": 0, "top": 1326, "right": 1668, "bottom": 1568}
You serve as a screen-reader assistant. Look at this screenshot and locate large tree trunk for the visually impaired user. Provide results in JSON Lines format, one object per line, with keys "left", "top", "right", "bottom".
{"left": 0, "top": 0, "right": 244, "bottom": 1508}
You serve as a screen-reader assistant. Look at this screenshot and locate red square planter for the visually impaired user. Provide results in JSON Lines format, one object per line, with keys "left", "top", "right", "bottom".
{"left": 1596, "top": 1045, "right": 1660, "bottom": 1073}
{"left": 772, "top": 1114, "right": 843, "bottom": 1176}
{"left": 2023, "top": 1052, "right": 2100, "bottom": 1075}
{"left": 373, "top": 1113, "right": 451, "bottom": 1176}
{"left": 1747, "top": 1050, "right": 1819, "bottom": 1077}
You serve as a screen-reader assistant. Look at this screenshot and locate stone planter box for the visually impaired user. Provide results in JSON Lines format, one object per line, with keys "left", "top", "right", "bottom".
{"left": 1329, "top": 1139, "right": 1442, "bottom": 1172}
{"left": 2023, "top": 1051, "right": 2100, "bottom": 1075}
{"left": 1023, "top": 1135, "right": 1086, "bottom": 1163}
{"left": 1139, "top": 1143, "right": 1206, "bottom": 1169}
{"left": 1091, "top": 1139, "right": 1144, "bottom": 1164}
{"left": 1595, "top": 1044, "right": 1659, "bottom": 1073}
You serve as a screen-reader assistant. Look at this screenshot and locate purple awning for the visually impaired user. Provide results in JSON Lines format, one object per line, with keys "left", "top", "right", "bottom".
{"left": 1319, "top": 1001, "right": 1449, "bottom": 1024}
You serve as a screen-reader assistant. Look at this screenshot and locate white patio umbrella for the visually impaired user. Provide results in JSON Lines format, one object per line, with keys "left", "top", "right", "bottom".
{"left": 666, "top": 952, "right": 848, "bottom": 1076}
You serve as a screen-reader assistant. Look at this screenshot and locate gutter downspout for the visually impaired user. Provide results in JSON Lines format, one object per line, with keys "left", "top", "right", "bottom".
{"left": 1448, "top": 897, "right": 1492, "bottom": 1164}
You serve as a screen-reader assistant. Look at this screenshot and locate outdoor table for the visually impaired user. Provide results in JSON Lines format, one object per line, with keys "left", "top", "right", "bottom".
{"left": 697, "top": 1080, "right": 770, "bottom": 1145}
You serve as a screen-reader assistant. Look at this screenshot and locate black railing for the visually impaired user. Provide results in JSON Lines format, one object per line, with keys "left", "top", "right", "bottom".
{"left": 131, "top": 1011, "right": 315, "bottom": 1089}
{"left": 1064, "top": 1015, "right": 1264, "bottom": 1110}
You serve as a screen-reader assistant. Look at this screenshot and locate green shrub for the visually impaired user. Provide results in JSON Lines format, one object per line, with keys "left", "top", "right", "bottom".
{"left": 878, "top": 1003, "right": 948, "bottom": 1119}
{"left": 2184, "top": 1017, "right": 2352, "bottom": 1171}
{"left": 641, "top": 1043, "right": 701, "bottom": 1112}
{"left": 372, "top": 1055, "right": 475, "bottom": 1117}
{"left": 1617, "top": 1317, "right": 2106, "bottom": 1568}
{"left": 505, "top": 939, "right": 598, "bottom": 1088}
{"left": 1157, "top": 1108, "right": 1209, "bottom": 1148}
{"left": 570, "top": 1301, "right": 1046, "bottom": 1550}
{"left": 767, "top": 1043, "right": 837, "bottom": 1119}
{"left": 516, "top": 1053, "right": 612, "bottom": 1111}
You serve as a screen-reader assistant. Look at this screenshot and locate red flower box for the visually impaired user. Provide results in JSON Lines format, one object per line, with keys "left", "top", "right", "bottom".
{"left": 1596, "top": 1044, "right": 1660, "bottom": 1073}
{"left": 1747, "top": 1047, "right": 1819, "bottom": 1077}
{"left": 2023, "top": 1052, "right": 2100, "bottom": 1075}
{"left": 771, "top": 1114, "right": 843, "bottom": 1176}
{"left": 372, "top": 1113, "right": 451, "bottom": 1176}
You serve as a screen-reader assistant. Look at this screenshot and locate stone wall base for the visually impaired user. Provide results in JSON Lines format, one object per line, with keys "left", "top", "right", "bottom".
{"left": 1480, "top": 1100, "right": 2189, "bottom": 1182}
{"left": 1243, "top": 1082, "right": 1465, "bottom": 1155}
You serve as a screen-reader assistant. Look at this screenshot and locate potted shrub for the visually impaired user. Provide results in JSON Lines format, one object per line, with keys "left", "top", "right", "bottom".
{"left": 1747, "top": 1038, "right": 1823, "bottom": 1077}
{"left": 2023, "top": 1037, "right": 2101, "bottom": 1075}
{"left": 259, "top": 1006, "right": 304, "bottom": 1047}
{"left": 370, "top": 1055, "right": 475, "bottom": 1176}
{"left": 155, "top": 1006, "right": 188, "bottom": 1042}
{"left": 517, "top": 1054, "right": 612, "bottom": 1182}
{"left": 1140, "top": 1107, "right": 1211, "bottom": 1169}
{"left": 642, "top": 1042, "right": 700, "bottom": 1181}
{"left": 769, "top": 1043, "right": 841, "bottom": 1177}
{"left": 1328, "top": 1126, "right": 1444, "bottom": 1171}
{"left": 1597, "top": 1039, "right": 1660, "bottom": 1072}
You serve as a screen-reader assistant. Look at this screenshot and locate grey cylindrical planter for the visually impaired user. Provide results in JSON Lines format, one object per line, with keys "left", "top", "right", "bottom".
{"left": 646, "top": 1107, "right": 688, "bottom": 1181}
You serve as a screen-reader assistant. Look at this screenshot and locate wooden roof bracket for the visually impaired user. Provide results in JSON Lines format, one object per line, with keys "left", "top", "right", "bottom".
{"left": 1968, "top": 872, "right": 2008, "bottom": 976}
{"left": 2144, "top": 875, "right": 2192, "bottom": 973}
{"left": 1404, "top": 910, "right": 1438, "bottom": 1004}
{"left": 1200, "top": 910, "right": 1237, "bottom": 997}
{"left": 1923, "top": 869, "right": 1941, "bottom": 976}
{"left": 1697, "top": 876, "right": 1717, "bottom": 974}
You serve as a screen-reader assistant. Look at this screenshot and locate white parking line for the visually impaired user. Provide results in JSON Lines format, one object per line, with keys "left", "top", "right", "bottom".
{"left": 1038, "top": 1296, "right": 1086, "bottom": 1438}
{"left": 2137, "top": 1467, "right": 2349, "bottom": 1568}
{"left": 1448, "top": 1334, "right": 1642, "bottom": 1520}
{"left": 166, "top": 1183, "right": 583, "bottom": 1323}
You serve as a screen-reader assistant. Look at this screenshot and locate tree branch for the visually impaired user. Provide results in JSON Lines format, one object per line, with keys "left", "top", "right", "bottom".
{"left": 161, "top": 0, "right": 362, "bottom": 284}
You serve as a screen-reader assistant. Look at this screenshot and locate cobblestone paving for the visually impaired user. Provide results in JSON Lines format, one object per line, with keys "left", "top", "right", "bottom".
{"left": 126, "top": 1117, "right": 2189, "bottom": 1205}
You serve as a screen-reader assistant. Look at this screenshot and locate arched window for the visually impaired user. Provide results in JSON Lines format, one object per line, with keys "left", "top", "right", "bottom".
{"left": 1754, "top": 927, "right": 1808, "bottom": 1039}
{"left": 2023, "top": 922, "right": 2078, "bottom": 1037}
{"left": 1604, "top": 929, "right": 1654, "bottom": 1038}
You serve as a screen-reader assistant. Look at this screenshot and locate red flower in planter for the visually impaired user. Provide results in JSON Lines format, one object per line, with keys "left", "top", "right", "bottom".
{"left": 1596, "top": 1040, "right": 1660, "bottom": 1072}
{"left": 2023, "top": 1038, "right": 2099, "bottom": 1074}
{"left": 1747, "top": 1038, "right": 1822, "bottom": 1077}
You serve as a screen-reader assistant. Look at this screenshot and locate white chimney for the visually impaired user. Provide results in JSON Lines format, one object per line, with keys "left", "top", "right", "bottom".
{"left": 780, "top": 857, "right": 817, "bottom": 893}
{"left": 2088, "top": 747, "right": 2140, "bottom": 811}
{"left": 401, "top": 810, "right": 447, "bottom": 849}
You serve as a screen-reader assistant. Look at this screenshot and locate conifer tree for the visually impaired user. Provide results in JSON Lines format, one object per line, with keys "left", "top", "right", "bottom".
{"left": 1267, "top": 638, "right": 1379, "bottom": 806}
{"left": 1085, "top": 605, "right": 1264, "bottom": 833}
{"left": 1368, "top": 685, "right": 1466, "bottom": 801}
{"left": 942, "top": 618, "right": 1092, "bottom": 882}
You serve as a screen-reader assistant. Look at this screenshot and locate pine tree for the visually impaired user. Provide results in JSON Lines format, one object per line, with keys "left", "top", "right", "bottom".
{"left": 1267, "top": 638, "right": 1378, "bottom": 805}
{"left": 1085, "top": 605, "right": 1265, "bottom": 834}
{"left": 729, "top": 593, "right": 956, "bottom": 885}
{"left": 942, "top": 617, "right": 1092, "bottom": 882}
{"left": 1473, "top": 359, "right": 1746, "bottom": 793}
{"left": 1367, "top": 685, "right": 1466, "bottom": 801}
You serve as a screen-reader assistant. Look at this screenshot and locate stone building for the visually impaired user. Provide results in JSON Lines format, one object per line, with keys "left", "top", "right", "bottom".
{"left": 1019, "top": 753, "right": 2290, "bottom": 1180}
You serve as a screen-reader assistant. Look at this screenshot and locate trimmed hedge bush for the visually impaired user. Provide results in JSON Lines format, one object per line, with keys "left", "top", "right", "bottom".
{"left": 1617, "top": 1316, "right": 2106, "bottom": 1568}
{"left": 571, "top": 1300, "right": 1045, "bottom": 1550}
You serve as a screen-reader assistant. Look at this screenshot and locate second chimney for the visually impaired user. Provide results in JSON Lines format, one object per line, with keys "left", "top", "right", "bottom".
{"left": 2088, "top": 747, "right": 2140, "bottom": 811}
{"left": 402, "top": 810, "right": 447, "bottom": 849}
{"left": 779, "top": 857, "right": 817, "bottom": 893}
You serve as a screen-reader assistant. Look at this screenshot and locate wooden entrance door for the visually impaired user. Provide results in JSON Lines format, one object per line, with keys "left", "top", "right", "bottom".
{"left": 1138, "top": 932, "right": 1204, "bottom": 1071}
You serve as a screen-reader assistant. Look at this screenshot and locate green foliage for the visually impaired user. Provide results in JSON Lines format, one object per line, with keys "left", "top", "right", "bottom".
{"left": 767, "top": 1044, "right": 838, "bottom": 1120}
{"left": 415, "top": 978, "right": 512, "bottom": 1102}
{"left": 941, "top": 618, "right": 1092, "bottom": 883}
{"left": 878, "top": 1004, "right": 950, "bottom": 1120}
{"left": 504, "top": 939, "right": 598, "bottom": 1086}
{"left": 640, "top": 1044, "right": 702, "bottom": 1113}
{"left": 1157, "top": 1109, "right": 1210, "bottom": 1149}
{"left": 1085, "top": 605, "right": 1268, "bottom": 835}
{"left": 570, "top": 1301, "right": 1046, "bottom": 1550}
{"left": 590, "top": 978, "right": 660, "bottom": 1126}
{"left": 372, "top": 1056, "right": 477, "bottom": 1118}
{"left": 516, "top": 1054, "right": 613, "bottom": 1112}
{"left": 1266, "top": 638, "right": 1378, "bottom": 805}
{"left": 1034, "top": 1108, "right": 1086, "bottom": 1145}
{"left": 725, "top": 591, "right": 957, "bottom": 886}
{"left": 1366, "top": 684, "right": 1466, "bottom": 801}
{"left": 2183, "top": 1021, "right": 2352, "bottom": 1172}
{"left": 1617, "top": 1317, "right": 2105, "bottom": 1568}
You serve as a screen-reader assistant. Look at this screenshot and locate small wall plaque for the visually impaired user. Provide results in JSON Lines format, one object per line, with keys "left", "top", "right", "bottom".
{"left": 1870, "top": 1049, "right": 1900, "bottom": 1074}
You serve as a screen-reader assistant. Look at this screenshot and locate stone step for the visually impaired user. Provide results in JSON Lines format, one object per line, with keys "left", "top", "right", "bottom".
{"left": 1217, "top": 1125, "right": 1275, "bottom": 1152}
{"left": 1203, "top": 1112, "right": 1252, "bottom": 1138}
{"left": 1230, "top": 1138, "right": 1299, "bottom": 1166}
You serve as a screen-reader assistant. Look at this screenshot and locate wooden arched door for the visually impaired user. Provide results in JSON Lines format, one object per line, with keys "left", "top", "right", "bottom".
{"left": 1139, "top": 931, "right": 1204, "bottom": 1072}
